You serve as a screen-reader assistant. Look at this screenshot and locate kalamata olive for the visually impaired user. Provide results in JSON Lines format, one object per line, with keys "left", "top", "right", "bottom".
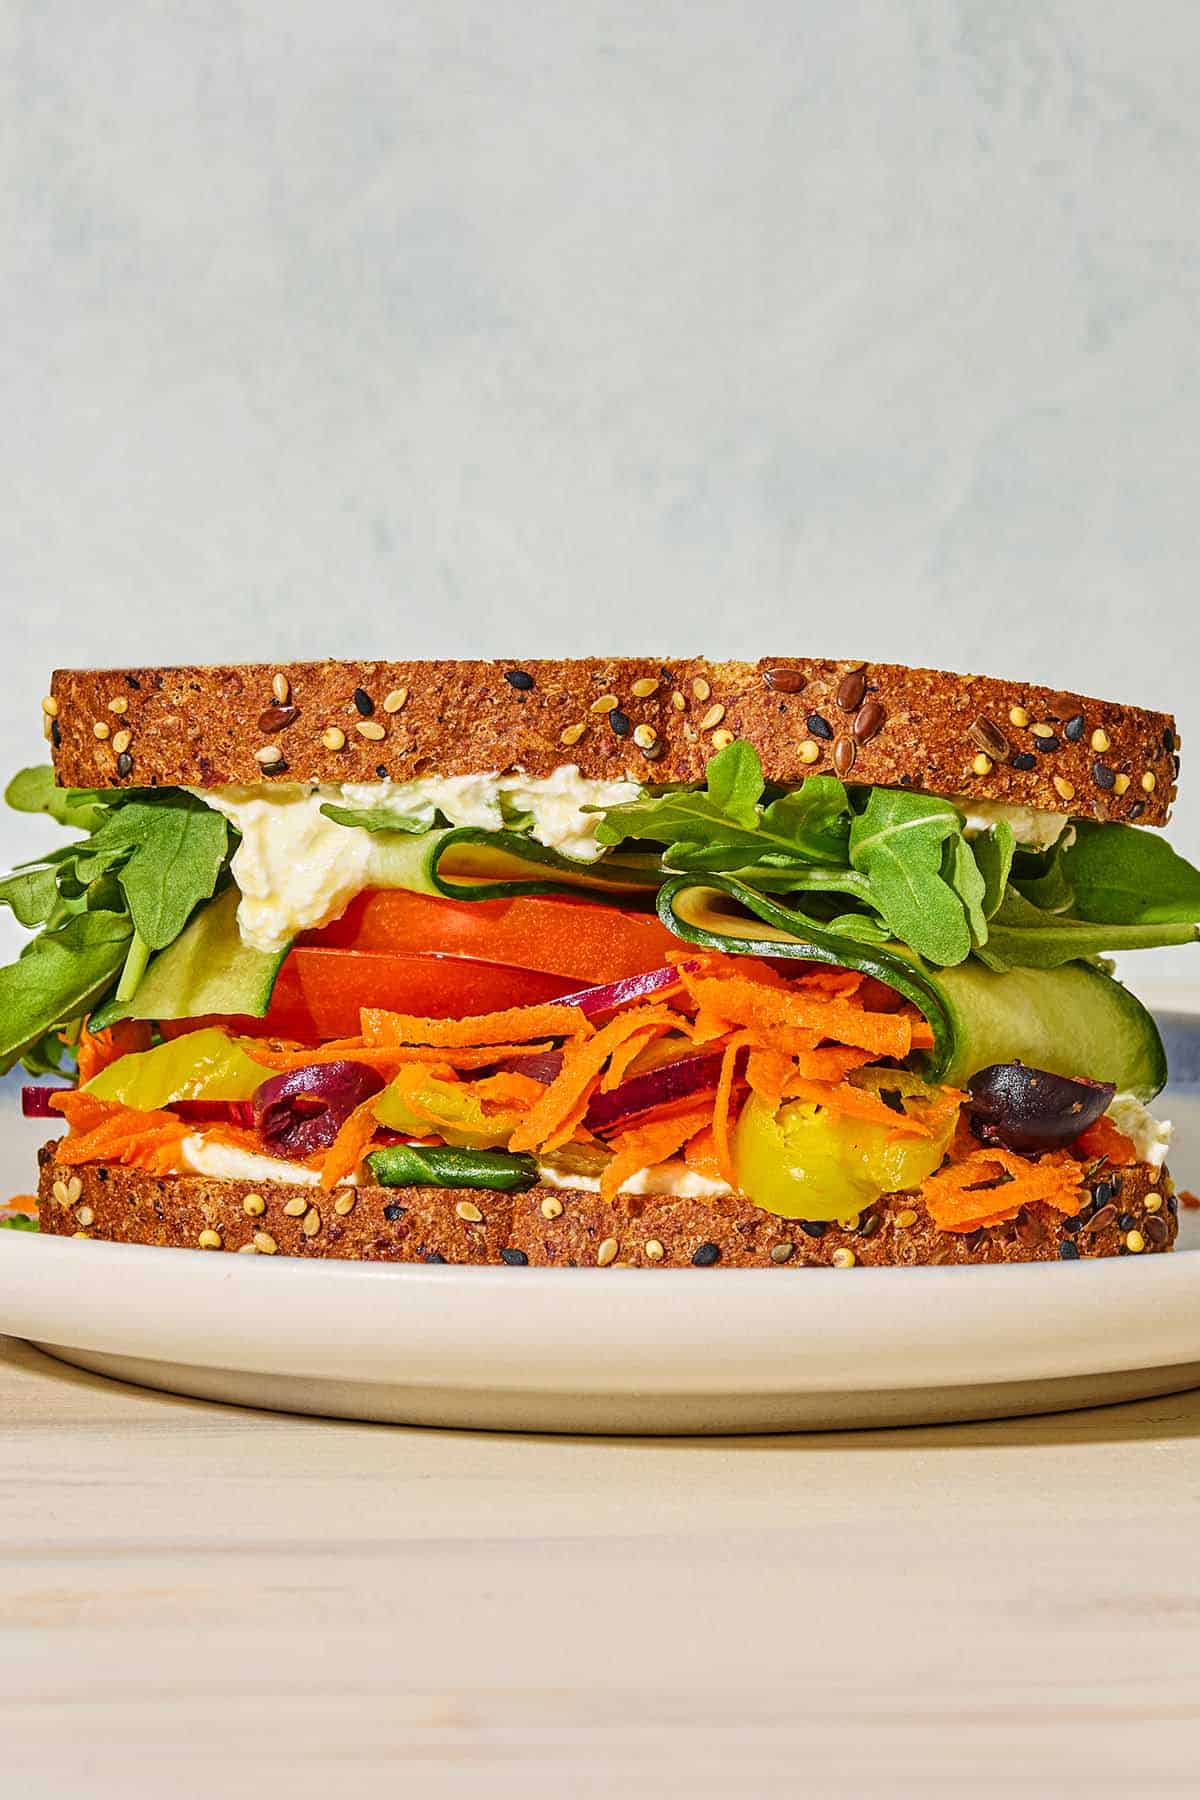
{"left": 253, "top": 1060, "right": 385, "bottom": 1159}
{"left": 966, "top": 1061, "right": 1115, "bottom": 1154}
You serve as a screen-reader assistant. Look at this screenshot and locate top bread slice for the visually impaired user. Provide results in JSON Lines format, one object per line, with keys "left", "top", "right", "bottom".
{"left": 47, "top": 656, "right": 1179, "bottom": 827}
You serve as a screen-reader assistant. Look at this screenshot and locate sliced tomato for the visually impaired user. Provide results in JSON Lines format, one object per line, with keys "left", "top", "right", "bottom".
{"left": 305, "top": 889, "right": 680, "bottom": 985}
{"left": 162, "top": 949, "right": 580, "bottom": 1044}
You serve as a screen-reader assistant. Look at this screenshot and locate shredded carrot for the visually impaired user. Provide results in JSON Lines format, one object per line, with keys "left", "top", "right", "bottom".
{"left": 744, "top": 1047, "right": 795, "bottom": 1108}
{"left": 599, "top": 1020, "right": 679, "bottom": 1092}
{"left": 50, "top": 1091, "right": 191, "bottom": 1173}
{"left": 599, "top": 1104, "right": 715, "bottom": 1203}
{"left": 923, "top": 1147, "right": 1084, "bottom": 1232}
{"left": 320, "top": 1094, "right": 384, "bottom": 1190}
{"left": 791, "top": 1045, "right": 876, "bottom": 1081}
{"left": 466, "top": 1072, "right": 547, "bottom": 1108}
{"left": 678, "top": 972, "right": 915, "bottom": 1059}
{"left": 684, "top": 1126, "right": 722, "bottom": 1180}
{"left": 507, "top": 1006, "right": 680, "bottom": 1154}
{"left": 709, "top": 1039, "right": 743, "bottom": 1189}
{"left": 781, "top": 1077, "right": 934, "bottom": 1138}
{"left": 360, "top": 1002, "right": 591, "bottom": 1048}
{"left": 1072, "top": 1115, "right": 1137, "bottom": 1167}
{"left": 3, "top": 1195, "right": 39, "bottom": 1218}
{"left": 76, "top": 1020, "right": 152, "bottom": 1085}
{"left": 244, "top": 1040, "right": 562, "bottom": 1074}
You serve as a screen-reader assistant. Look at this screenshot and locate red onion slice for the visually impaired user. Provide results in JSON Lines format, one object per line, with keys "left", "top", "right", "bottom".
{"left": 554, "top": 965, "right": 684, "bottom": 1018}
{"left": 21, "top": 1085, "right": 70, "bottom": 1118}
{"left": 253, "top": 1060, "right": 385, "bottom": 1159}
{"left": 584, "top": 1051, "right": 725, "bottom": 1135}
{"left": 169, "top": 1100, "right": 257, "bottom": 1128}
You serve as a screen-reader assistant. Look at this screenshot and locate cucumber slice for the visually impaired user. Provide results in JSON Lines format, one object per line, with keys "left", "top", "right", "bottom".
{"left": 369, "top": 827, "right": 661, "bottom": 901}
{"left": 658, "top": 875, "right": 1167, "bottom": 1100}
{"left": 91, "top": 887, "right": 288, "bottom": 1026}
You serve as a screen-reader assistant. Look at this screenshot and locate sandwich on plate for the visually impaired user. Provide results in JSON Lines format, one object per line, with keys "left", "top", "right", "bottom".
{"left": 2, "top": 656, "right": 1196, "bottom": 1267}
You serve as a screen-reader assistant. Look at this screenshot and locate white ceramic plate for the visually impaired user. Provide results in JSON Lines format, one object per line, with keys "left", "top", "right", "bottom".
{"left": 3, "top": 1014, "right": 1200, "bottom": 1434}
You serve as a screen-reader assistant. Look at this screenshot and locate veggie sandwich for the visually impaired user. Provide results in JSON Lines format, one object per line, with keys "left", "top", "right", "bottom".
{"left": 2, "top": 656, "right": 1196, "bottom": 1268}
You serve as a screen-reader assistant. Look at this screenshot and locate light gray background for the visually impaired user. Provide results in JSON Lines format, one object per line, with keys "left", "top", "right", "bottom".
{"left": 2, "top": 0, "right": 1197, "bottom": 983}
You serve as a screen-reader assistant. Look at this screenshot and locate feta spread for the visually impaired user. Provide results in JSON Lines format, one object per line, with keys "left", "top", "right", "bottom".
{"left": 179, "top": 1134, "right": 338, "bottom": 1186}
{"left": 193, "top": 765, "right": 641, "bottom": 952}
{"left": 951, "top": 797, "right": 1072, "bottom": 851}
{"left": 1105, "top": 1093, "right": 1173, "bottom": 1167}
{"left": 537, "top": 1160, "right": 732, "bottom": 1200}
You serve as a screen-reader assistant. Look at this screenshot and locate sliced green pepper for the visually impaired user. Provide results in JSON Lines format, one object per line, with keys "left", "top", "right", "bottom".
{"left": 366, "top": 1143, "right": 540, "bottom": 1192}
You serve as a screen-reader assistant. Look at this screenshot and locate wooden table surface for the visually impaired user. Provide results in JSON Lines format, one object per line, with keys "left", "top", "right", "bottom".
{"left": 3, "top": 1333, "right": 1199, "bottom": 1797}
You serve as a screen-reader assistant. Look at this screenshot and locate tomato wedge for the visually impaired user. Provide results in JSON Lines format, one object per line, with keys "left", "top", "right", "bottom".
{"left": 305, "top": 890, "right": 680, "bottom": 984}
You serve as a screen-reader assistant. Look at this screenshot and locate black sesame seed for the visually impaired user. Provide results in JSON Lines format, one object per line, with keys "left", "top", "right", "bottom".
{"left": 1111, "top": 1173, "right": 1124, "bottom": 1192}
{"left": 352, "top": 687, "right": 374, "bottom": 716}
{"left": 1063, "top": 715, "right": 1085, "bottom": 742}
{"left": 1035, "top": 734, "right": 1060, "bottom": 754}
{"left": 1092, "top": 761, "right": 1115, "bottom": 790}
{"left": 799, "top": 1219, "right": 826, "bottom": 1239}
{"left": 692, "top": 1241, "right": 721, "bottom": 1265}
{"left": 1128, "top": 800, "right": 1146, "bottom": 822}
{"left": 503, "top": 669, "right": 535, "bottom": 691}
{"left": 1117, "top": 1211, "right": 1136, "bottom": 1232}
{"left": 375, "top": 764, "right": 389, "bottom": 779}
{"left": 1091, "top": 1180, "right": 1114, "bottom": 1206}
{"left": 126, "top": 675, "right": 141, "bottom": 690}
{"left": 383, "top": 1202, "right": 406, "bottom": 1221}
{"left": 1174, "top": 753, "right": 1182, "bottom": 778}
{"left": 97, "top": 1167, "right": 108, "bottom": 1182}
{"left": 116, "top": 751, "right": 133, "bottom": 778}
{"left": 1059, "top": 1241, "right": 1080, "bottom": 1260}
{"left": 1117, "top": 1242, "right": 1129, "bottom": 1255}
{"left": 806, "top": 712, "right": 833, "bottom": 740}
{"left": 500, "top": 1246, "right": 529, "bottom": 1265}
{"left": 424, "top": 1251, "right": 446, "bottom": 1264}
{"left": 50, "top": 719, "right": 62, "bottom": 748}
{"left": 1164, "top": 727, "right": 1176, "bottom": 752}
{"left": 1062, "top": 1214, "right": 1082, "bottom": 1234}
{"left": 609, "top": 709, "right": 631, "bottom": 737}
{"left": 899, "top": 772, "right": 915, "bottom": 786}
{"left": 859, "top": 1212, "right": 881, "bottom": 1239}
{"left": 1010, "top": 751, "right": 1035, "bottom": 771}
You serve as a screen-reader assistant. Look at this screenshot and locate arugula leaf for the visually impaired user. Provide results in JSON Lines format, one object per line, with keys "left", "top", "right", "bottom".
{"left": 5, "top": 765, "right": 111, "bottom": 833}
{"left": 945, "top": 836, "right": 988, "bottom": 949}
{"left": 703, "top": 742, "right": 764, "bottom": 830}
{"left": 79, "top": 797, "right": 230, "bottom": 949}
{"left": 0, "top": 908, "right": 133, "bottom": 1074}
{"left": 848, "top": 790, "right": 971, "bottom": 965}
{"left": 595, "top": 751, "right": 767, "bottom": 852}
{"left": 0, "top": 866, "right": 60, "bottom": 928}
{"left": 0, "top": 1214, "right": 38, "bottom": 1232}
{"left": 1062, "top": 821, "right": 1200, "bottom": 925}
{"left": 973, "top": 821, "right": 1016, "bottom": 921}
{"left": 320, "top": 803, "right": 434, "bottom": 835}
{"left": 976, "top": 889, "right": 1198, "bottom": 971}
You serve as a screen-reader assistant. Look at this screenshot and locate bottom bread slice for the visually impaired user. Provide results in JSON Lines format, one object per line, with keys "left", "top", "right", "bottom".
{"left": 37, "top": 1147, "right": 1178, "bottom": 1267}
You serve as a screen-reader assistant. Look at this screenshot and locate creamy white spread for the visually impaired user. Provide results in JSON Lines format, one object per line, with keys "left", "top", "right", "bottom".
{"left": 179, "top": 1134, "right": 350, "bottom": 1186}
{"left": 1105, "top": 1094, "right": 1173, "bottom": 1167}
{"left": 537, "top": 1159, "right": 733, "bottom": 1200}
{"left": 193, "top": 766, "right": 641, "bottom": 952}
{"left": 952, "top": 797, "right": 1072, "bottom": 850}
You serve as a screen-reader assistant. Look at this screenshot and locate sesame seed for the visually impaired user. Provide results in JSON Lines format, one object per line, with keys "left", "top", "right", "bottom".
{"left": 334, "top": 1191, "right": 356, "bottom": 1216}
{"left": 456, "top": 1200, "right": 483, "bottom": 1223}
{"left": 711, "top": 728, "right": 734, "bottom": 750}
{"left": 1113, "top": 772, "right": 1131, "bottom": 796}
{"left": 254, "top": 1231, "right": 277, "bottom": 1255}
{"left": 590, "top": 694, "right": 619, "bottom": 714}
{"left": 1008, "top": 706, "right": 1030, "bottom": 728}
{"left": 356, "top": 720, "right": 386, "bottom": 741}
{"left": 72, "top": 1231, "right": 90, "bottom": 1239}
{"left": 540, "top": 1195, "right": 564, "bottom": 1219}
{"left": 352, "top": 687, "right": 374, "bottom": 715}
{"left": 609, "top": 709, "right": 631, "bottom": 737}
{"left": 503, "top": 669, "right": 534, "bottom": 691}
{"left": 560, "top": 721, "right": 587, "bottom": 746}
{"left": 633, "top": 723, "right": 658, "bottom": 750}
{"left": 632, "top": 677, "right": 660, "bottom": 698}
{"left": 837, "top": 1214, "right": 860, "bottom": 1231}
{"left": 670, "top": 690, "right": 686, "bottom": 711}
{"left": 692, "top": 1241, "right": 721, "bottom": 1266}
{"left": 1053, "top": 775, "right": 1076, "bottom": 802}
{"left": 383, "top": 687, "right": 408, "bottom": 713}
{"left": 692, "top": 677, "right": 711, "bottom": 702}
{"left": 424, "top": 1252, "right": 446, "bottom": 1264}
{"left": 51, "top": 719, "right": 61, "bottom": 748}
{"left": 1145, "top": 1193, "right": 1163, "bottom": 1213}
{"left": 41, "top": 695, "right": 59, "bottom": 717}
{"left": 254, "top": 744, "right": 284, "bottom": 766}
{"left": 500, "top": 1247, "right": 528, "bottom": 1265}
{"left": 237, "top": 1243, "right": 258, "bottom": 1254}
{"left": 597, "top": 1236, "right": 619, "bottom": 1266}
{"left": 1125, "top": 1229, "right": 1145, "bottom": 1254}
{"left": 1090, "top": 728, "right": 1111, "bottom": 754}
{"left": 321, "top": 726, "right": 346, "bottom": 751}
{"left": 769, "top": 1242, "right": 794, "bottom": 1263}
{"left": 798, "top": 739, "right": 820, "bottom": 765}
{"left": 644, "top": 1238, "right": 665, "bottom": 1262}
{"left": 1063, "top": 714, "right": 1085, "bottom": 742}
{"left": 1141, "top": 771, "right": 1157, "bottom": 792}
{"left": 832, "top": 1248, "right": 856, "bottom": 1268}
{"left": 806, "top": 712, "right": 833, "bottom": 740}
{"left": 93, "top": 720, "right": 110, "bottom": 740}
{"left": 302, "top": 1207, "right": 321, "bottom": 1237}
{"left": 42, "top": 715, "right": 53, "bottom": 741}
{"left": 1031, "top": 722, "right": 1055, "bottom": 739}
{"left": 66, "top": 1176, "right": 82, "bottom": 1203}
{"left": 75, "top": 1205, "right": 94, "bottom": 1227}
{"left": 283, "top": 1196, "right": 308, "bottom": 1217}
{"left": 242, "top": 1193, "right": 266, "bottom": 1216}
{"left": 383, "top": 1202, "right": 405, "bottom": 1221}
{"left": 698, "top": 703, "right": 725, "bottom": 731}
{"left": 972, "top": 752, "right": 993, "bottom": 776}
{"left": 198, "top": 1229, "right": 222, "bottom": 1250}
{"left": 108, "top": 695, "right": 128, "bottom": 714}
{"left": 1011, "top": 751, "right": 1036, "bottom": 771}
{"left": 895, "top": 1208, "right": 918, "bottom": 1228}
{"left": 272, "top": 672, "right": 291, "bottom": 704}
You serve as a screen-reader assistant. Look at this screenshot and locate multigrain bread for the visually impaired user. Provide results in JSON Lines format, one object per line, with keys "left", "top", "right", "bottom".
{"left": 47, "top": 657, "right": 1179, "bottom": 827}
{"left": 37, "top": 1149, "right": 1178, "bottom": 1267}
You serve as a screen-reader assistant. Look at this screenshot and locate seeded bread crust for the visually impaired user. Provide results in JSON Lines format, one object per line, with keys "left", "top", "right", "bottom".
{"left": 47, "top": 658, "right": 1178, "bottom": 826}
{"left": 36, "top": 1149, "right": 1177, "bottom": 1267}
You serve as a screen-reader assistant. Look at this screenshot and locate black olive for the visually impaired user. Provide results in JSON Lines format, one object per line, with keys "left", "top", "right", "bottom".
{"left": 966, "top": 1061, "right": 1115, "bottom": 1154}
